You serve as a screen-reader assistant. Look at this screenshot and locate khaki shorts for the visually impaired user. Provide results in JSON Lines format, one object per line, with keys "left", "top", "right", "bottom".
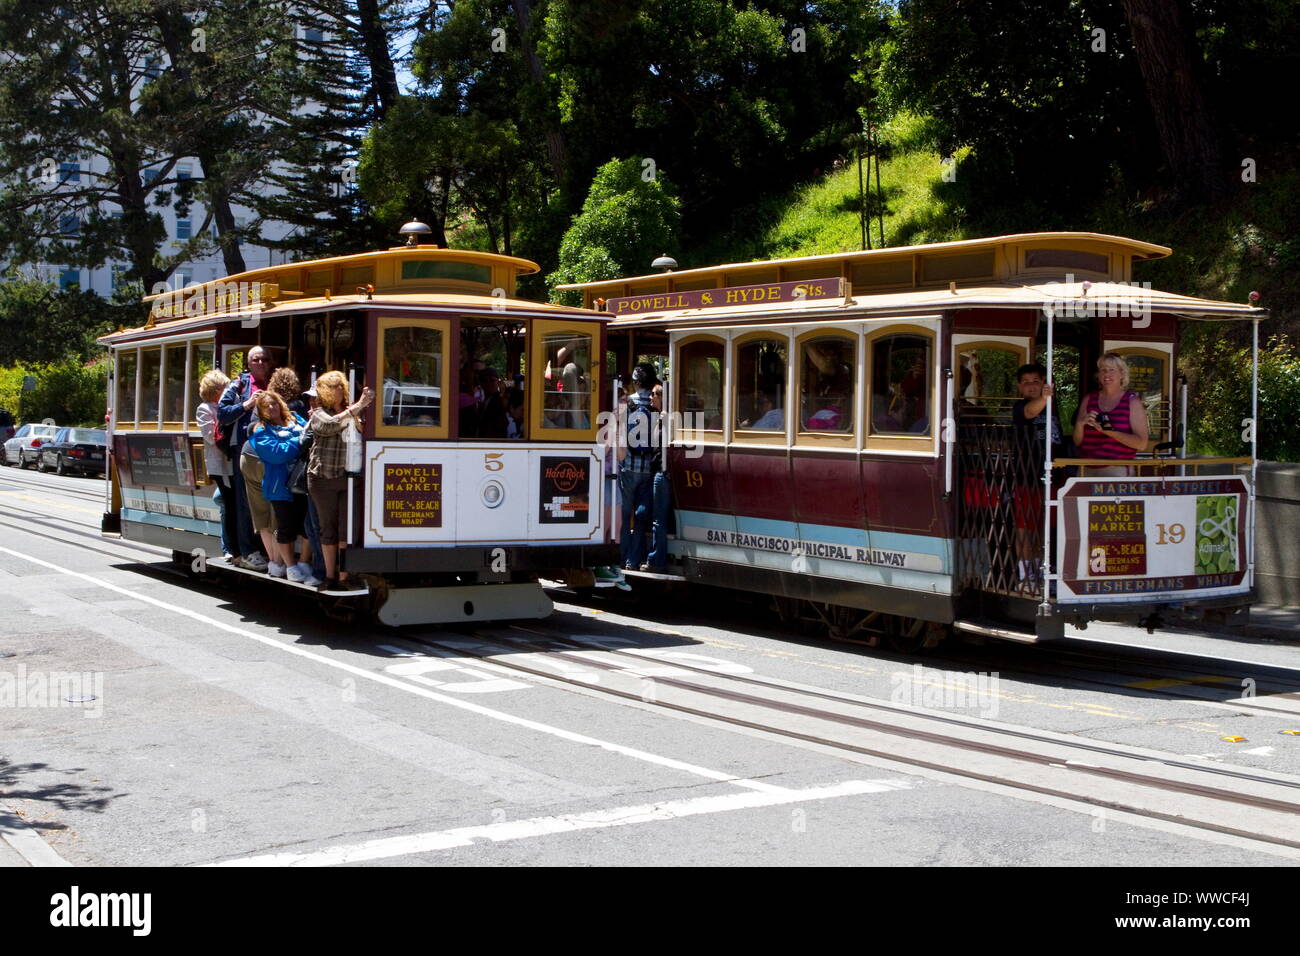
{"left": 240, "top": 451, "right": 275, "bottom": 533}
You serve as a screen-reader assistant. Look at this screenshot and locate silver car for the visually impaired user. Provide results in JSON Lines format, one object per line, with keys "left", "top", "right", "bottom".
{"left": 2, "top": 423, "right": 60, "bottom": 467}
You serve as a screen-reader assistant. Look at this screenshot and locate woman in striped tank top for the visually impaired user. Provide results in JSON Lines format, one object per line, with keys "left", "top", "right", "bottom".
{"left": 1072, "top": 352, "right": 1150, "bottom": 476}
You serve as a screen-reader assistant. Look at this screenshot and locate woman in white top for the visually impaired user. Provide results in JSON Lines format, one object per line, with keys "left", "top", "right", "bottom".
{"left": 197, "top": 369, "right": 239, "bottom": 561}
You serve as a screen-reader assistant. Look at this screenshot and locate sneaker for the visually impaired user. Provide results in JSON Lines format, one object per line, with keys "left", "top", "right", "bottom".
{"left": 317, "top": 577, "right": 339, "bottom": 592}
{"left": 299, "top": 574, "right": 322, "bottom": 588}
{"left": 293, "top": 562, "right": 314, "bottom": 579}
{"left": 286, "top": 564, "right": 308, "bottom": 583}
{"left": 267, "top": 560, "right": 287, "bottom": 579}
{"left": 591, "top": 566, "right": 623, "bottom": 588}
{"left": 242, "top": 553, "right": 268, "bottom": 572}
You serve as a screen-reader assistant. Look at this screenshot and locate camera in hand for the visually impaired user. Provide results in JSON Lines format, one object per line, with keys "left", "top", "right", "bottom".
{"left": 1096, "top": 412, "right": 1112, "bottom": 430}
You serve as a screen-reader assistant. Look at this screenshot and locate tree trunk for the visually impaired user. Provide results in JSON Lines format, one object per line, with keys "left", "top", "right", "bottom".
{"left": 511, "top": 0, "right": 567, "bottom": 183}
{"left": 355, "top": 0, "right": 400, "bottom": 121}
{"left": 1120, "top": 0, "right": 1224, "bottom": 199}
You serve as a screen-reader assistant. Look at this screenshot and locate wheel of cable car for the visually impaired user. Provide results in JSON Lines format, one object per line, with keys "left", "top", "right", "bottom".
{"left": 885, "top": 616, "right": 948, "bottom": 654}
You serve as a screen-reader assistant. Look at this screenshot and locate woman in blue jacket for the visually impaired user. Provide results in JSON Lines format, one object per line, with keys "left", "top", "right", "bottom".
{"left": 249, "top": 391, "right": 304, "bottom": 579}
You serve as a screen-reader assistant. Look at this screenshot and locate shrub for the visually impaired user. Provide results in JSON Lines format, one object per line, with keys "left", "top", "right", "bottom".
{"left": 16, "top": 358, "right": 110, "bottom": 427}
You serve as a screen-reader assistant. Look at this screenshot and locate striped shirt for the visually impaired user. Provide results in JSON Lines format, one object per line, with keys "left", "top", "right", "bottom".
{"left": 1079, "top": 390, "right": 1138, "bottom": 460}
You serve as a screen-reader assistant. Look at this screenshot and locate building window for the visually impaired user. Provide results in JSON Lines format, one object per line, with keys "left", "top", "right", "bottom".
{"left": 176, "top": 219, "right": 191, "bottom": 240}
{"left": 177, "top": 165, "right": 192, "bottom": 181}
{"left": 59, "top": 269, "right": 80, "bottom": 290}
{"left": 142, "top": 169, "right": 159, "bottom": 187}
{"left": 304, "top": 27, "right": 324, "bottom": 42}
{"left": 111, "top": 266, "right": 127, "bottom": 291}
{"left": 173, "top": 271, "right": 190, "bottom": 289}
{"left": 59, "top": 214, "right": 79, "bottom": 236}
{"left": 59, "top": 161, "right": 79, "bottom": 182}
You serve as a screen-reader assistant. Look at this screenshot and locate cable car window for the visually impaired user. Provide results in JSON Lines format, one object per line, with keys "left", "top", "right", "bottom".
{"left": 383, "top": 325, "right": 443, "bottom": 427}
{"left": 870, "top": 334, "right": 931, "bottom": 436}
{"left": 140, "top": 347, "right": 162, "bottom": 425}
{"left": 799, "top": 335, "right": 854, "bottom": 433}
{"left": 117, "top": 350, "right": 138, "bottom": 427}
{"left": 736, "top": 337, "right": 787, "bottom": 431}
{"left": 679, "top": 338, "right": 724, "bottom": 430}
{"left": 190, "top": 341, "right": 215, "bottom": 428}
{"left": 541, "top": 331, "right": 592, "bottom": 430}
{"left": 163, "top": 343, "right": 187, "bottom": 424}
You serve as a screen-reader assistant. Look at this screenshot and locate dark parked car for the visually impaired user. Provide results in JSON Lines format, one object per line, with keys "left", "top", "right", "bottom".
{"left": 36, "top": 427, "right": 107, "bottom": 476}
{"left": 2, "top": 423, "right": 60, "bottom": 467}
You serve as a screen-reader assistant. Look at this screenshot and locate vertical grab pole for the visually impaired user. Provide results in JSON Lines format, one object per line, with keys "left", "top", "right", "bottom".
{"left": 345, "top": 362, "right": 361, "bottom": 548}
{"left": 1250, "top": 318, "right": 1259, "bottom": 582}
{"left": 1178, "top": 376, "right": 1188, "bottom": 477}
{"left": 612, "top": 374, "right": 623, "bottom": 545}
{"left": 1040, "top": 306, "right": 1056, "bottom": 615}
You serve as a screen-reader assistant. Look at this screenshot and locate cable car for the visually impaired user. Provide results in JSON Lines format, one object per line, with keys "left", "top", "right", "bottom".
{"left": 100, "top": 226, "right": 617, "bottom": 625}
{"left": 563, "top": 232, "right": 1264, "bottom": 648}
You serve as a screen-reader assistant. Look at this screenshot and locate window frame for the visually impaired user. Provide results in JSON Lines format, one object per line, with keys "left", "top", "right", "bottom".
{"left": 529, "top": 317, "right": 601, "bottom": 442}
{"left": 673, "top": 332, "right": 727, "bottom": 446}
{"left": 374, "top": 315, "right": 452, "bottom": 441}
{"left": 793, "top": 327, "right": 858, "bottom": 450}
{"left": 863, "top": 323, "right": 939, "bottom": 454}
{"left": 731, "top": 329, "right": 790, "bottom": 446}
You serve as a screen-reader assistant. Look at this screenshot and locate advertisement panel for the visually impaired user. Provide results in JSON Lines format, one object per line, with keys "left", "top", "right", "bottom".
{"left": 1055, "top": 475, "right": 1251, "bottom": 604}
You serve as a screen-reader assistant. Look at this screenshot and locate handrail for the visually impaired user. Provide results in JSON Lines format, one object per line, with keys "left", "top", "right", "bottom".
{"left": 1051, "top": 456, "right": 1251, "bottom": 467}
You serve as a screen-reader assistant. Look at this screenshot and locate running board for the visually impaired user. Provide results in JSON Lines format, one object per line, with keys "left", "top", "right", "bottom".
{"left": 952, "top": 620, "right": 1041, "bottom": 644}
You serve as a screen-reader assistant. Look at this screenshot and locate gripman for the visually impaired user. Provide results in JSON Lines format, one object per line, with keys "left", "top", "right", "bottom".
{"left": 49, "top": 886, "right": 151, "bottom": 936}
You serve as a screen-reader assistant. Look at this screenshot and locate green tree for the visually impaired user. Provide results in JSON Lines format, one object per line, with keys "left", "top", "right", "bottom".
{"left": 547, "top": 156, "right": 681, "bottom": 305}
{"left": 0, "top": 273, "right": 132, "bottom": 366}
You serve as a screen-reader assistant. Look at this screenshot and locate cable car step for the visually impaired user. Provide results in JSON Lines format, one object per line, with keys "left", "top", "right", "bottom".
{"left": 952, "top": 619, "right": 1040, "bottom": 644}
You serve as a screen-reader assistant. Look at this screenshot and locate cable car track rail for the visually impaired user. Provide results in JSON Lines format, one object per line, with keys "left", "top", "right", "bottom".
{"left": 405, "top": 626, "right": 1300, "bottom": 853}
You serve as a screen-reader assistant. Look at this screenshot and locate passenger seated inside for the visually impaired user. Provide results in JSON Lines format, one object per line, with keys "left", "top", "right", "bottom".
{"left": 742, "top": 393, "right": 784, "bottom": 430}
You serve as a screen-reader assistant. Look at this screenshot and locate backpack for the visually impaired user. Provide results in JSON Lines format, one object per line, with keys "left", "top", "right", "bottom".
{"left": 624, "top": 395, "right": 660, "bottom": 468}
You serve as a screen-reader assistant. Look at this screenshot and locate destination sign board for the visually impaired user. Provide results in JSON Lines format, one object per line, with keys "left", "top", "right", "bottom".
{"left": 1056, "top": 475, "right": 1251, "bottom": 604}
{"left": 606, "top": 277, "right": 843, "bottom": 316}
{"left": 149, "top": 281, "right": 278, "bottom": 321}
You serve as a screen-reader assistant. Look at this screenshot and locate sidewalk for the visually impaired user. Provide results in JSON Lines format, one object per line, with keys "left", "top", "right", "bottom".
{"left": 1238, "top": 605, "right": 1300, "bottom": 642}
{"left": 1195, "top": 604, "right": 1300, "bottom": 643}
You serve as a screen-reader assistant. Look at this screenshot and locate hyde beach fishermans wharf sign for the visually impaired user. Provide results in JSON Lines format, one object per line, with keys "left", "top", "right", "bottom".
{"left": 1056, "top": 475, "right": 1251, "bottom": 604}
{"left": 606, "top": 278, "right": 845, "bottom": 316}
{"left": 383, "top": 463, "right": 443, "bottom": 527}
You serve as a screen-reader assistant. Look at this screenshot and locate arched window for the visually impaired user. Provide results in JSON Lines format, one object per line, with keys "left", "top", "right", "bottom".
{"left": 675, "top": 335, "right": 725, "bottom": 440}
{"left": 796, "top": 332, "right": 855, "bottom": 440}
{"left": 734, "top": 334, "right": 787, "bottom": 438}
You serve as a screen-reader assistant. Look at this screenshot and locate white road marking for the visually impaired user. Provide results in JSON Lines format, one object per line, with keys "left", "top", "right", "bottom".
{"left": 1241, "top": 746, "right": 1275, "bottom": 756}
{"left": 208, "top": 779, "right": 908, "bottom": 866}
{"left": 0, "top": 808, "right": 72, "bottom": 867}
{"left": 0, "top": 545, "right": 788, "bottom": 794}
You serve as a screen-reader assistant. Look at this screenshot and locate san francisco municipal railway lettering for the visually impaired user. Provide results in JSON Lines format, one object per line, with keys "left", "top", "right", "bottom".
{"left": 383, "top": 463, "right": 442, "bottom": 528}
{"left": 690, "top": 526, "right": 941, "bottom": 572}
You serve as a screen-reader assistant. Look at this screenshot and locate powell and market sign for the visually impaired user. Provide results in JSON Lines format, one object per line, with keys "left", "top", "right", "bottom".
{"left": 605, "top": 277, "right": 844, "bottom": 316}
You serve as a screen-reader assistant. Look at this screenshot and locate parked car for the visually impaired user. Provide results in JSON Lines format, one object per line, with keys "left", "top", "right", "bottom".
{"left": 0, "top": 408, "right": 14, "bottom": 443}
{"left": 2, "top": 423, "right": 60, "bottom": 467}
{"left": 36, "top": 427, "right": 107, "bottom": 476}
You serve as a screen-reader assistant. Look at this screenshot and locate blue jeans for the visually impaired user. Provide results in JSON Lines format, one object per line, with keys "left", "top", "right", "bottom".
{"left": 646, "top": 471, "right": 672, "bottom": 570}
{"left": 619, "top": 469, "right": 655, "bottom": 569}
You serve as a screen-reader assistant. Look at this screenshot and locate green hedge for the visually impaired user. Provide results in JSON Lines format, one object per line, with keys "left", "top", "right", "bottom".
{"left": 0, "top": 358, "right": 109, "bottom": 428}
